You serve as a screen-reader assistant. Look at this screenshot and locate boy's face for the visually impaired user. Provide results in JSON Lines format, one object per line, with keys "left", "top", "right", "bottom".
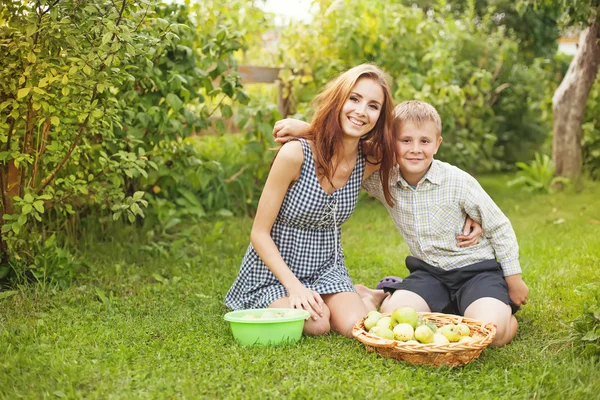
{"left": 395, "top": 120, "right": 443, "bottom": 186}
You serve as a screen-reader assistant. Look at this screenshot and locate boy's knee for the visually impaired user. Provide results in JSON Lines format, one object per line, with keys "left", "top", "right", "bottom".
{"left": 380, "top": 290, "right": 430, "bottom": 314}
{"left": 465, "top": 298, "right": 516, "bottom": 346}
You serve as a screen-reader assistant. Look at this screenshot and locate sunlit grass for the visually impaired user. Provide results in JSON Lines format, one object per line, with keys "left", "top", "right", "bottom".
{"left": 1, "top": 176, "right": 599, "bottom": 399}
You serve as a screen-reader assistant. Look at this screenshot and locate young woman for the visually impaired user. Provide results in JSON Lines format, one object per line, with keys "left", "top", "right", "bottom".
{"left": 225, "top": 64, "right": 397, "bottom": 337}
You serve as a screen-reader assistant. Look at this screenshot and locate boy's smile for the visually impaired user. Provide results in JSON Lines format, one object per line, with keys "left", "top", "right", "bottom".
{"left": 395, "top": 120, "right": 443, "bottom": 186}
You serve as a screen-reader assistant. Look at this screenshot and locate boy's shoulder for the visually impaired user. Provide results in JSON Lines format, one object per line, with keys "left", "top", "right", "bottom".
{"left": 431, "top": 160, "right": 477, "bottom": 185}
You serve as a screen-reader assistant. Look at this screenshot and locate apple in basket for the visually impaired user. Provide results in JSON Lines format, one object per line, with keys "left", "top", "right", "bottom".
{"left": 391, "top": 306, "right": 418, "bottom": 328}
{"left": 364, "top": 311, "right": 383, "bottom": 330}
{"left": 414, "top": 324, "right": 435, "bottom": 344}
{"left": 373, "top": 327, "right": 395, "bottom": 340}
{"left": 376, "top": 316, "right": 394, "bottom": 330}
{"left": 440, "top": 324, "right": 462, "bottom": 342}
{"left": 392, "top": 323, "right": 414, "bottom": 341}
{"left": 456, "top": 323, "right": 471, "bottom": 337}
{"left": 433, "top": 333, "right": 450, "bottom": 344}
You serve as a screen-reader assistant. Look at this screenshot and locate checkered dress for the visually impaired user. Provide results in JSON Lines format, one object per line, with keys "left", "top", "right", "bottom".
{"left": 225, "top": 138, "right": 365, "bottom": 310}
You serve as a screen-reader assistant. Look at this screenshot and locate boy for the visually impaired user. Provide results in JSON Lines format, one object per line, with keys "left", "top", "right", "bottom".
{"left": 274, "top": 101, "right": 528, "bottom": 346}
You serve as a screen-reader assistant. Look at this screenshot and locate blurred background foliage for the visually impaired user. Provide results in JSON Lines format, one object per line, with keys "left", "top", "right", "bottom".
{"left": 0, "top": 0, "right": 599, "bottom": 285}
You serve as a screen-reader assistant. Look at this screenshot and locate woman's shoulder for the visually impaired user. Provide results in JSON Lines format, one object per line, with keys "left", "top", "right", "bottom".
{"left": 274, "top": 139, "right": 305, "bottom": 167}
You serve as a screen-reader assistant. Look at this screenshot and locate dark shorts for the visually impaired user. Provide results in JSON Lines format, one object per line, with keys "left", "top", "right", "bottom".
{"left": 382, "top": 256, "right": 519, "bottom": 315}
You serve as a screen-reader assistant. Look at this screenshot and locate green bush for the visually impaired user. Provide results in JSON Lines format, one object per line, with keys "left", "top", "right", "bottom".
{"left": 568, "top": 283, "right": 600, "bottom": 357}
{"left": 277, "top": 0, "right": 554, "bottom": 172}
{"left": 507, "top": 153, "right": 570, "bottom": 192}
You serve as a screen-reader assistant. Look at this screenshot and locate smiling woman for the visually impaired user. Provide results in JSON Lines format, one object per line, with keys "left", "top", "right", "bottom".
{"left": 224, "top": 64, "right": 397, "bottom": 338}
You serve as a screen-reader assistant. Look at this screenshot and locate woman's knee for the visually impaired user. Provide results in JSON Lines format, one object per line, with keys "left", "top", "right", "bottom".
{"left": 331, "top": 311, "right": 365, "bottom": 338}
{"left": 303, "top": 305, "right": 331, "bottom": 336}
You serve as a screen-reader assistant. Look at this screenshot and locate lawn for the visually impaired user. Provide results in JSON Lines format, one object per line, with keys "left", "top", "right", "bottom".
{"left": 1, "top": 175, "right": 600, "bottom": 399}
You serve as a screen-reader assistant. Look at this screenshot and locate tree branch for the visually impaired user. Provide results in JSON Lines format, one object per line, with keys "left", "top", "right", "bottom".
{"left": 29, "top": 119, "right": 51, "bottom": 189}
{"left": 39, "top": 87, "right": 98, "bottom": 192}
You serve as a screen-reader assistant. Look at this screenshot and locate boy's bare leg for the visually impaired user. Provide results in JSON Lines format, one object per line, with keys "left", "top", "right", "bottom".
{"left": 355, "top": 284, "right": 389, "bottom": 311}
{"left": 464, "top": 297, "right": 517, "bottom": 347}
{"left": 380, "top": 290, "right": 431, "bottom": 314}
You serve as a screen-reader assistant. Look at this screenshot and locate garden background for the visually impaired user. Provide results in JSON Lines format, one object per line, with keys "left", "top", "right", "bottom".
{"left": 1, "top": 0, "right": 600, "bottom": 398}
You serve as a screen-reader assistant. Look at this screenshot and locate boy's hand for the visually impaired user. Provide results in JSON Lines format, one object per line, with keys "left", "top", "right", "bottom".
{"left": 272, "top": 119, "right": 311, "bottom": 143}
{"left": 505, "top": 274, "right": 529, "bottom": 306}
{"left": 456, "top": 217, "right": 482, "bottom": 247}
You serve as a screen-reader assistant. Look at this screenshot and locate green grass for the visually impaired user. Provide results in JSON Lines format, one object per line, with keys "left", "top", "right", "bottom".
{"left": 1, "top": 176, "right": 600, "bottom": 399}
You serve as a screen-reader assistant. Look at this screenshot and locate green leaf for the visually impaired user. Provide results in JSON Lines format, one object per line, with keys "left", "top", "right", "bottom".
{"left": 51, "top": 116, "right": 60, "bottom": 126}
{"left": 165, "top": 93, "right": 183, "bottom": 111}
{"left": 221, "top": 104, "right": 233, "bottom": 118}
{"left": 22, "top": 204, "right": 32, "bottom": 214}
{"left": 133, "top": 191, "right": 145, "bottom": 201}
{"left": 236, "top": 90, "right": 250, "bottom": 105}
{"left": 24, "top": 193, "right": 33, "bottom": 203}
{"left": 102, "top": 32, "right": 113, "bottom": 45}
{"left": 17, "top": 87, "right": 31, "bottom": 99}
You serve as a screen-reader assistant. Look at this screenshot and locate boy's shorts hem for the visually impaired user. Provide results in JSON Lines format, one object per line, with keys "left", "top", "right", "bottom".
{"left": 382, "top": 256, "right": 519, "bottom": 315}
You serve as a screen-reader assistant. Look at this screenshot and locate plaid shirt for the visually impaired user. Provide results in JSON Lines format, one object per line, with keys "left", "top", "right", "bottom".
{"left": 362, "top": 160, "right": 521, "bottom": 276}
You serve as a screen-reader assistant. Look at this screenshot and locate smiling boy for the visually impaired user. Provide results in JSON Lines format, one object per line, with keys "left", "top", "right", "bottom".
{"left": 358, "top": 100, "right": 529, "bottom": 346}
{"left": 273, "top": 100, "right": 528, "bottom": 346}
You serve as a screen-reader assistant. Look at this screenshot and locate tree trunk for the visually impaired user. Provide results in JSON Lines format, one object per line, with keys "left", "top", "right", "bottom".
{"left": 552, "top": 23, "right": 600, "bottom": 181}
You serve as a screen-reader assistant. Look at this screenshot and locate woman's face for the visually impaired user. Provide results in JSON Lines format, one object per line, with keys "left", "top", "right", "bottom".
{"left": 339, "top": 77, "right": 384, "bottom": 139}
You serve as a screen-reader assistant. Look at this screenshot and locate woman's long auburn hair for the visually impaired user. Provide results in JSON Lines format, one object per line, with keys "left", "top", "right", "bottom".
{"left": 308, "top": 64, "right": 396, "bottom": 206}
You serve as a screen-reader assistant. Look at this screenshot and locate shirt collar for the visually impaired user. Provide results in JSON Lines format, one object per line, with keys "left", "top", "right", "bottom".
{"left": 396, "top": 160, "right": 441, "bottom": 188}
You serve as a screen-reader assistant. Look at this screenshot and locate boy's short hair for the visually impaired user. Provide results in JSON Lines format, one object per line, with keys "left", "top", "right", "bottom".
{"left": 393, "top": 100, "right": 442, "bottom": 137}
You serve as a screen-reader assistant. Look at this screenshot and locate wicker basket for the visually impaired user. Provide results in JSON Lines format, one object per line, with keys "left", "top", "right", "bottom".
{"left": 352, "top": 312, "right": 497, "bottom": 367}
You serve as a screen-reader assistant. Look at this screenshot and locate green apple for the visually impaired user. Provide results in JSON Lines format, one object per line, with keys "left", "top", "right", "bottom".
{"left": 369, "top": 326, "right": 382, "bottom": 336}
{"left": 367, "top": 310, "right": 382, "bottom": 319}
{"left": 458, "top": 336, "right": 475, "bottom": 344}
{"left": 393, "top": 323, "right": 414, "bottom": 341}
{"left": 391, "top": 306, "right": 419, "bottom": 328}
{"left": 414, "top": 325, "right": 435, "bottom": 344}
{"left": 364, "top": 313, "right": 383, "bottom": 331}
{"left": 376, "top": 327, "right": 395, "bottom": 340}
{"left": 440, "top": 324, "right": 462, "bottom": 342}
{"left": 376, "top": 316, "right": 393, "bottom": 330}
{"left": 456, "top": 323, "right": 471, "bottom": 336}
{"left": 433, "top": 333, "right": 450, "bottom": 344}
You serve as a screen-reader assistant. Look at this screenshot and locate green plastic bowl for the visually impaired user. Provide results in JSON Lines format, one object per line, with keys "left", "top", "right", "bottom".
{"left": 224, "top": 308, "right": 310, "bottom": 346}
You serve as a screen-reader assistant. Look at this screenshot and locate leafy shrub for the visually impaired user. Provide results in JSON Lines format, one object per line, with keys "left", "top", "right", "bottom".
{"left": 277, "top": 0, "right": 554, "bottom": 172}
{"left": 507, "top": 153, "right": 570, "bottom": 192}
{"left": 567, "top": 283, "right": 600, "bottom": 357}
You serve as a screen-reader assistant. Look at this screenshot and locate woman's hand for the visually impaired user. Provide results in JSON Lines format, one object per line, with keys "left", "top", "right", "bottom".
{"left": 287, "top": 283, "right": 325, "bottom": 321}
{"left": 505, "top": 274, "right": 529, "bottom": 306}
{"left": 272, "top": 119, "right": 311, "bottom": 143}
{"left": 456, "top": 216, "right": 482, "bottom": 247}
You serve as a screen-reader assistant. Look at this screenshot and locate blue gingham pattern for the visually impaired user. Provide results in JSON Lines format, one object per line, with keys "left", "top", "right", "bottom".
{"left": 362, "top": 159, "right": 521, "bottom": 277}
{"left": 225, "top": 138, "right": 365, "bottom": 310}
